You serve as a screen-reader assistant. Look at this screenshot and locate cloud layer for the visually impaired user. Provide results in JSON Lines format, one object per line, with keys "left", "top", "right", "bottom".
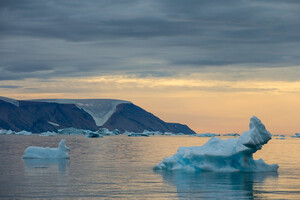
{"left": 1, "top": 0, "right": 300, "bottom": 81}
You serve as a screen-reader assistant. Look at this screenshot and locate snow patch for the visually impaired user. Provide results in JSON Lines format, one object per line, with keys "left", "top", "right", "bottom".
{"left": 32, "top": 99, "right": 130, "bottom": 126}
{"left": 47, "top": 121, "right": 59, "bottom": 127}
{"left": 22, "top": 139, "right": 70, "bottom": 159}
{"left": 0, "top": 96, "right": 19, "bottom": 107}
{"left": 153, "top": 116, "right": 279, "bottom": 172}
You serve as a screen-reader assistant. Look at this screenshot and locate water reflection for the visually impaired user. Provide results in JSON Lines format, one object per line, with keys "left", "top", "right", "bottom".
{"left": 23, "top": 159, "right": 69, "bottom": 175}
{"left": 157, "top": 171, "right": 278, "bottom": 199}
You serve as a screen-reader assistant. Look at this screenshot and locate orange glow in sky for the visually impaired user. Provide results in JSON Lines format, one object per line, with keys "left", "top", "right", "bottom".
{"left": 1, "top": 73, "right": 300, "bottom": 135}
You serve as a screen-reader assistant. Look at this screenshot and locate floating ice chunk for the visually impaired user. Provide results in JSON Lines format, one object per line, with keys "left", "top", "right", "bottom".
{"left": 142, "top": 130, "right": 155, "bottom": 136}
{"left": 58, "top": 128, "right": 89, "bottom": 135}
{"left": 111, "top": 129, "right": 120, "bottom": 135}
{"left": 154, "top": 116, "right": 278, "bottom": 172}
{"left": 223, "top": 133, "right": 240, "bottom": 137}
{"left": 275, "top": 134, "right": 286, "bottom": 140}
{"left": 197, "top": 133, "right": 220, "bottom": 137}
{"left": 15, "top": 130, "right": 32, "bottom": 135}
{"left": 97, "top": 128, "right": 119, "bottom": 136}
{"left": 291, "top": 133, "right": 300, "bottom": 138}
{"left": 39, "top": 131, "right": 57, "bottom": 137}
{"left": 153, "top": 131, "right": 163, "bottom": 135}
{"left": 86, "top": 132, "right": 103, "bottom": 138}
{"left": 22, "top": 139, "right": 70, "bottom": 159}
{"left": 0, "top": 129, "right": 14, "bottom": 135}
{"left": 164, "top": 132, "right": 174, "bottom": 136}
{"left": 127, "top": 131, "right": 149, "bottom": 137}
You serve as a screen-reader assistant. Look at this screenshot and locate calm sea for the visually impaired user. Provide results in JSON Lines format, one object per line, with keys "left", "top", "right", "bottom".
{"left": 0, "top": 135, "right": 299, "bottom": 199}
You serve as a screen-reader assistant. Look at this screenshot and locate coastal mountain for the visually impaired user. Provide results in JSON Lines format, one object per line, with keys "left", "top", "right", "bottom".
{"left": 0, "top": 97, "right": 195, "bottom": 134}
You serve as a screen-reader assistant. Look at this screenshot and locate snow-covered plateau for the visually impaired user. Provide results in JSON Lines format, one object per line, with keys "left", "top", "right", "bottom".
{"left": 153, "top": 116, "right": 279, "bottom": 172}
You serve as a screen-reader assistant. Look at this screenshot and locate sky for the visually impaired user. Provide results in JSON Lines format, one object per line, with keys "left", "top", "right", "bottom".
{"left": 1, "top": 0, "right": 300, "bottom": 134}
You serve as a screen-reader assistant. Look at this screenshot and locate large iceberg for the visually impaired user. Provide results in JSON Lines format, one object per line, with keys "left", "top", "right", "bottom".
{"left": 22, "top": 139, "right": 70, "bottom": 159}
{"left": 154, "top": 116, "right": 279, "bottom": 172}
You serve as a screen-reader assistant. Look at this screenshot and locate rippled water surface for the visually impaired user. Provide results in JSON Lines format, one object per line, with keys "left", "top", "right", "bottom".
{"left": 0, "top": 135, "right": 299, "bottom": 199}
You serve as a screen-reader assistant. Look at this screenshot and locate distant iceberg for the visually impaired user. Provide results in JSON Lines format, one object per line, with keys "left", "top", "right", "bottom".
{"left": 97, "top": 128, "right": 119, "bottom": 136}
{"left": 223, "top": 133, "right": 240, "bottom": 137}
{"left": 0, "top": 129, "right": 14, "bottom": 135}
{"left": 39, "top": 131, "right": 57, "bottom": 137}
{"left": 196, "top": 133, "right": 220, "bottom": 137}
{"left": 291, "top": 133, "right": 300, "bottom": 138}
{"left": 58, "top": 127, "right": 89, "bottom": 135}
{"left": 86, "top": 132, "right": 103, "bottom": 138}
{"left": 127, "top": 132, "right": 149, "bottom": 137}
{"left": 154, "top": 116, "right": 279, "bottom": 172}
{"left": 22, "top": 139, "right": 70, "bottom": 159}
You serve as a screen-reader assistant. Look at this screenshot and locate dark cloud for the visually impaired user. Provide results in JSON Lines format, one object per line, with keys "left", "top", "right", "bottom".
{"left": 0, "top": 85, "right": 21, "bottom": 89}
{"left": 0, "top": 0, "right": 299, "bottom": 81}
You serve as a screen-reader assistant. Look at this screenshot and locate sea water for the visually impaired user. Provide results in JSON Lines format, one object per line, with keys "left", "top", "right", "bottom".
{"left": 0, "top": 135, "right": 299, "bottom": 199}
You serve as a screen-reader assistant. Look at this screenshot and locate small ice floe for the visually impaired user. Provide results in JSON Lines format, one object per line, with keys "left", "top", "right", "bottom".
{"left": 15, "top": 130, "right": 32, "bottom": 135}
{"left": 154, "top": 116, "right": 279, "bottom": 172}
{"left": 58, "top": 127, "right": 89, "bottom": 135}
{"left": 291, "top": 133, "right": 300, "bottom": 138}
{"left": 39, "top": 131, "right": 57, "bottom": 137}
{"left": 153, "top": 131, "right": 163, "bottom": 135}
{"left": 86, "top": 132, "right": 103, "bottom": 138}
{"left": 223, "top": 133, "right": 240, "bottom": 137}
{"left": 196, "top": 133, "right": 220, "bottom": 137}
{"left": 141, "top": 130, "right": 165, "bottom": 136}
{"left": 126, "top": 131, "right": 149, "bottom": 137}
{"left": 275, "top": 134, "right": 286, "bottom": 140}
{"left": 97, "top": 128, "right": 119, "bottom": 136}
{"left": 22, "top": 139, "right": 70, "bottom": 159}
{"left": 0, "top": 129, "right": 14, "bottom": 135}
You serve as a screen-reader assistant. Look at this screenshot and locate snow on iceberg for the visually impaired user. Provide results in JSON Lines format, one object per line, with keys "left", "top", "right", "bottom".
{"left": 153, "top": 116, "right": 279, "bottom": 172}
{"left": 22, "top": 139, "right": 70, "bottom": 159}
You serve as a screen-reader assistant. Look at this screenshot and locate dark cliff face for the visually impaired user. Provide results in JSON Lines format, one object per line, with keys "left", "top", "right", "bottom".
{"left": 0, "top": 100, "right": 98, "bottom": 133}
{"left": 0, "top": 98, "right": 195, "bottom": 134}
{"left": 102, "top": 103, "right": 195, "bottom": 134}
